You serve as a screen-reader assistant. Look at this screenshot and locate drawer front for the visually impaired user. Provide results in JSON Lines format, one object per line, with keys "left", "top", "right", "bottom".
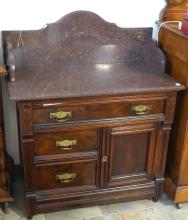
{"left": 32, "top": 98, "right": 166, "bottom": 125}
{"left": 34, "top": 129, "right": 98, "bottom": 156}
{"left": 32, "top": 160, "right": 97, "bottom": 191}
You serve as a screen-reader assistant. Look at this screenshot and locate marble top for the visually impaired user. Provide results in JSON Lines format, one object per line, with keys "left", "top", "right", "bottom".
{"left": 3, "top": 11, "right": 184, "bottom": 101}
{"left": 7, "top": 63, "right": 183, "bottom": 100}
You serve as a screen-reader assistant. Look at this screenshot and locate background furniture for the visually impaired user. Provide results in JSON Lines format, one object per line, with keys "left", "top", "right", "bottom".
{"left": 0, "top": 65, "right": 13, "bottom": 212}
{"left": 3, "top": 11, "right": 184, "bottom": 218}
{"left": 159, "top": 1, "right": 188, "bottom": 208}
{"left": 160, "top": 0, "right": 188, "bottom": 21}
{"left": 159, "top": 23, "right": 188, "bottom": 209}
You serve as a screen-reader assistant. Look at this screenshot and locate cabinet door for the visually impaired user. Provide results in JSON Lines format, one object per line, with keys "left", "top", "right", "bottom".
{"left": 104, "top": 123, "right": 161, "bottom": 188}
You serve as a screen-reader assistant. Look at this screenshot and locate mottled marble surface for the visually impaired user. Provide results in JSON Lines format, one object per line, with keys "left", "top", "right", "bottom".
{"left": 3, "top": 11, "right": 181, "bottom": 101}
{"left": 1, "top": 175, "right": 188, "bottom": 220}
{"left": 7, "top": 64, "right": 184, "bottom": 101}
{"left": 3, "top": 11, "right": 164, "bottom": 69}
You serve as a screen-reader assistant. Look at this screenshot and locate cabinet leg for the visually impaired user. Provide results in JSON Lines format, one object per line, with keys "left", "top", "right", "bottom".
{"left": 152, "top": 196, "right": 158, "bottom": 203}
{"left": 176, "top": 203, "right": 182, "bottom": 209}
{"left": 3, "top": 202, "right": 9, "bottom": 214}
{"left": 153, "top": 177, "right": 164, "bottom": 202}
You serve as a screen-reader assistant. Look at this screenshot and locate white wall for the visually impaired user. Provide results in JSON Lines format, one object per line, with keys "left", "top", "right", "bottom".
{"left": 0, "top": 0, "right": 166, "bottom": 164}
{"left": 0, "top": 0, "right": 165, "bottom": 30}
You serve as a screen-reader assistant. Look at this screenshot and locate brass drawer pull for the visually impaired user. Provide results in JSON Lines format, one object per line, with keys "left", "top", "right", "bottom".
{"left": 56, "top": 140, "right": 77, "bottom": 150}
{"left": 131, "top": 105, "right": 151, "bottom": 115}
{"left": 56, "top": 173, "right": 76, "bottom": 183}
{"left": 50, "top": 111, "right": 72, "bottom": 122}
{"left": 102, "top": 155, "right": 107, "bottom": 162}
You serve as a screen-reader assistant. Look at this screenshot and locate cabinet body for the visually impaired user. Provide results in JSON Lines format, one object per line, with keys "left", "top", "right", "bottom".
{"left": 17, "top": 92, "right": 176, "bottom": 217}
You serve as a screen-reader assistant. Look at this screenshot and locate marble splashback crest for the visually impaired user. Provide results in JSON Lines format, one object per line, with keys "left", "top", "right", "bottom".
{"left": 3, "top": 11, "right": 165, "bottom": 74}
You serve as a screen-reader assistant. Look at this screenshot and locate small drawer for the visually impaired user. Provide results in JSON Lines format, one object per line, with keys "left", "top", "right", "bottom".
{"left": 32, "top": 97, "right": 166, "bottom": 125}
{"left": 32, "top": 160, "right": 97, "bottom": 191}
{"left": 34, "top": 129, "right": 98, "bottom": 156}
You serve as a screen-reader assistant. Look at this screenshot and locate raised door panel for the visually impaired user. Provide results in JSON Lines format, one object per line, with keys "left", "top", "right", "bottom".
{"left": 104, "top": 123, "right": 160, "bottom": 188}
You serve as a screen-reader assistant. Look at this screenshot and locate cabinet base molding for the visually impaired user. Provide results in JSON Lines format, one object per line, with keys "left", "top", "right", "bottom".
{"left": 26, "top": 181, "right": 159, "bottom": 217}
{"left": 165, "top": 177, "right": 188, "bottom": 203}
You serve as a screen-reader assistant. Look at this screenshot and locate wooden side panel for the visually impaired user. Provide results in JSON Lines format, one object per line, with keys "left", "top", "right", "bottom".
{"left": 176, "top": 91, "right": 188, "bottom": 185}
{"left": 165, "top": 90, "right": 188, "bottom": 185}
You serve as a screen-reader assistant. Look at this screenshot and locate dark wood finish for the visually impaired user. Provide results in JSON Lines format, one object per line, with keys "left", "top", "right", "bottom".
{"left": 159, "top": 23, "right": 188, "bottom": 207}
{"left": 33, "top": 128, "right": 98, "bottom": 156}
{"left": 32, "top": 96, "right": 166, "bottom": 125}
{"left": 15, "top": 92, "right": 180, "bottom": 215}
{"left": 105, "top": 123, "right": 160, "bottom": 188}
{"left": 160, "top": 0, "right": 188, "bottom": 21}
{"left": 32, "top": 159, "right": 98, "bottom": 191}
{"left": 0, "top": 65, "right": 13, "bottom": 212}
{"left": 16, "top": 92, "right": 180, "bottom": 218}
{"left": 2, "top": 11, "right": 184, "bottom": 217}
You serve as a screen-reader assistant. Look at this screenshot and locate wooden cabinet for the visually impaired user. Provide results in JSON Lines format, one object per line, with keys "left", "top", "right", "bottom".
{"left": 159, "top": 23, "right": 188, "bottom": 208}
{"left": 16, "top": 92, "right": 181, "bottom": 217}
{"left": 2, "top": 11, "right": 184, "bottom": 217}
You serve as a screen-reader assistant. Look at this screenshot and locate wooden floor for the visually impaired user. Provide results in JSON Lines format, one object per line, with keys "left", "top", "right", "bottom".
{"left": 1, "top": 176, "right": 188, "bottom": 220}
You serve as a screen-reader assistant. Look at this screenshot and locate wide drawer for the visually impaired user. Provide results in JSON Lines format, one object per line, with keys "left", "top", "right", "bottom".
{"left": 32, "top": 97, "right": 166, "bottom": 125}
{"left": 32, "top": 159, "right": 98, "bottom": 191}
{"left": 33, "top": 129, "right": 98, "bottom": 156}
